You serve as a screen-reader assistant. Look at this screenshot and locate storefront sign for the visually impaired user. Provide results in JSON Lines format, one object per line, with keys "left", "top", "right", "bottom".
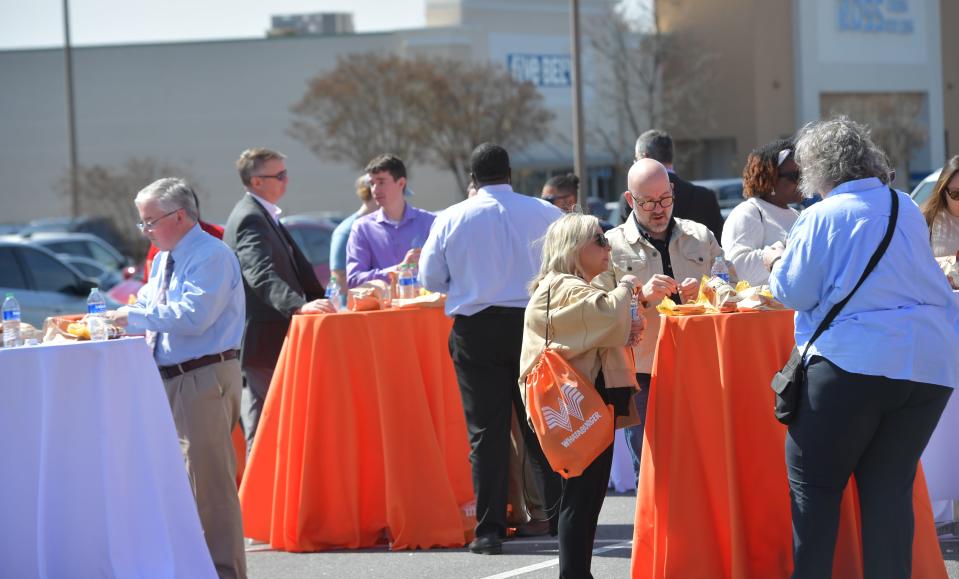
{"left": 507, "top": 54, "right": 571, "bottom": 88}
{"left": 838, "top": 0, "right": 914, "bottom": 34}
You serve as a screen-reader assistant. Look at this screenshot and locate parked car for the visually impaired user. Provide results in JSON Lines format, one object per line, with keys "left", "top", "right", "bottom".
{"left": 280, "top": 214, "right": 339, "bottom": 284}
{"left": 21, "top": 232, "right": 132, "bottom": 272}
{"left": 910, "top": 168, "right": 942, "bottom": 206}
{"left": 693, "top": 178, "right": 745, "bottom": 220}
{"left": 19, "top": 216, "right": 132, "bottom": 258}
{"left": 0, "top": 239, "right": 120, "bottom": 327}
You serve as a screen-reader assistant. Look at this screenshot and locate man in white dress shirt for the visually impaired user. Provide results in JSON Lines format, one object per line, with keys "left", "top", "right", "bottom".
{"left": 419, "top": 143, "right": 563, "bottom": 555}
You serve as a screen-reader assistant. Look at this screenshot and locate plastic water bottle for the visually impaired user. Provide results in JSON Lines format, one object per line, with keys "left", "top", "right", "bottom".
{"left": 711, "top": 256, "right": 730, "bottom": 283}
{"left": 2, "top": 293, "right": 21, "bottom": 348}
{"left": 630, "top": 294, "right": 640, "bottom": 321}
{"left": 325, "top": 277, "right": 345, "bottom": 312}
{"left": 397, "top": 264, "right": 417, "bottom": 299}
{"left": 86, "top": 287, "right": 108, "bottom": 342}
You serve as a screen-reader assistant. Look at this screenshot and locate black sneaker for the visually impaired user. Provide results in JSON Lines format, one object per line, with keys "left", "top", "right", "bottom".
{"left": 469, "top": 534, "right": 503, "bottom": 555}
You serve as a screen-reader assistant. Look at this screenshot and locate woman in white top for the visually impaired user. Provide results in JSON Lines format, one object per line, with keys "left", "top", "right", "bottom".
{"left": 721, "top": 139, "right": 802, "bottom": 285}
{"left": 920, "top": 156, "right": 959, "bottom": 257}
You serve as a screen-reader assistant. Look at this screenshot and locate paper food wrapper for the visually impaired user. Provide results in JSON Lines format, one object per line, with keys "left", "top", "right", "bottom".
{"left": 0, "top": 321, "right": 42, "bottom": 343}
{"left": 736, "top": 285, "right": 786, "bottom": 311}
{"left": 391, "top": 292, "right": 446, "bottom": 309}
{"left": 42, "top": 314, "right": 122, "bottom": 342}
{"left": 936, "top": 256, "right": 959, "bottom": 290}
{"left": 348, "top": 280, "right": 391, "bottom": 312}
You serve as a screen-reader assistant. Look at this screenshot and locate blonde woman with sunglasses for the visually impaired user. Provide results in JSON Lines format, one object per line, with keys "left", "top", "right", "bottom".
{"left": 920, "top": 156, "right": 959, "bottom": 258}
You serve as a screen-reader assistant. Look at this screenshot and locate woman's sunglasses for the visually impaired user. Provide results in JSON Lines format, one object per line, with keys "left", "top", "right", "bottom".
{"left": 594, "top": 233, "right": 610, "bottom": 248}
{"left": 946, "top": 188, "right": 959, "bottom": 201}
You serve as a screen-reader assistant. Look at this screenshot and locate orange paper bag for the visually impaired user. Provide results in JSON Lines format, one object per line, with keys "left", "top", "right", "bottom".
{"left": 525, "top": 349, "right": 614, "bottom": 479}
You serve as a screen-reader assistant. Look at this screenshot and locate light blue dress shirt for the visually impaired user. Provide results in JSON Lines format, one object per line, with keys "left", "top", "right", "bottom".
{"left": 122, "top": 223, "right": 246, "bottom": 367}
{"left": 419, "top": 184, "right": 563, "bottom": 316}
{"left": 770, "top": 177, "right": 959, "bottom": 389}
{"left": 329, "top": 210, "right": 361, "bottom": 272}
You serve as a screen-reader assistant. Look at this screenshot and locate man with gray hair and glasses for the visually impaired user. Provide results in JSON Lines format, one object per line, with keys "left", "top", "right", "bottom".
{"left": 109, "top": 177, "right": 247, "bottom": 579}
{"left": 224, "top": 148, "right": 331, "bottom": 451}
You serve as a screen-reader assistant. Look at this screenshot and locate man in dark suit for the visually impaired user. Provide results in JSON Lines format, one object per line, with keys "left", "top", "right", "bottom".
{"left": 635, "top": 129, "right": 724, "bottom": 241}
{"left": 224, "top": 148, "right": 332, "bottom": 450}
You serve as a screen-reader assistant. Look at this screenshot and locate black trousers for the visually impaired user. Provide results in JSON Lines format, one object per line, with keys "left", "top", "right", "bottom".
{"left": 449, "top": 307, "right": 562, "bottom": 539}
{"left": 786, "top": 356, "right": 952, "bottom": 579}
{"left": 558, "top": 441, "right": 614, "bottom": 579}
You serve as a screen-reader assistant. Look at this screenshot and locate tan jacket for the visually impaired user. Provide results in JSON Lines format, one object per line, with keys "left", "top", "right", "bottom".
{"left": 595, "top": 216, "right": 723, "bottom": 373}
{"left": 518, "top": 272, "right": 641, "bottom": 429}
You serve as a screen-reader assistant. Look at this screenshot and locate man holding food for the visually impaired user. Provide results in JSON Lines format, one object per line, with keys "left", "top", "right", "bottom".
{"left": 109, "top": 177, "right": 247, "bottom": 579}
{"left": 596, "top": 159, "right": 725, "bottom": 476}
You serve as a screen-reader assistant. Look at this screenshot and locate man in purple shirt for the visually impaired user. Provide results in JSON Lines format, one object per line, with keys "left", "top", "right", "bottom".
{"left": 346, "top": 154, "right": 436, "bottom": 287}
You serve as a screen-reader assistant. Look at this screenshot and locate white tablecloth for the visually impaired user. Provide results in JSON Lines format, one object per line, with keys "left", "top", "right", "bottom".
{"left": 0, "top": 337, "right": 215, "bottom": 578}
{"left": 608, "top": 428, "right": 637, "bottom": 493}
{"left": 922, "top": 392, "right": 959, "bottom": 522}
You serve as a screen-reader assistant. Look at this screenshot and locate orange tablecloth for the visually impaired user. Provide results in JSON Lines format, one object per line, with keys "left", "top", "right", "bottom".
{"left": 239, "top": 307, "right": 475, "bottom": 551}
{"left": 631, "top": 311, "right": 946, "bottom": 579}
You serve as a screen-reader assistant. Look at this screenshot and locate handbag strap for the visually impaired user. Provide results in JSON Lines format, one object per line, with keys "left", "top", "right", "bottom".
{"left": 545, "top": 282, "right": 553, "bottom": 348}
{"left": 800, "top": 187, "right": 899, "bottom": 358}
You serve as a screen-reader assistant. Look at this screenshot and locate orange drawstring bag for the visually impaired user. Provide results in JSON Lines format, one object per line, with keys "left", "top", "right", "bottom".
{"left": 524, "top": 284, "right": 614, "bottom": 479}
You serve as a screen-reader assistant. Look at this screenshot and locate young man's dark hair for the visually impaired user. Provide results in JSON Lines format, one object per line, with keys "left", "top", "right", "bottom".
{"left": 470, "top": 143, "right": 511, "bottom": 185}
{"left": 364, "top": 154, "right": 407, "bottom": 181}
{"left": 544, "top": 173, "right": 580, "bottom": 197}
{"left": 634, "top": 129, "right": 674, "bottom": 165}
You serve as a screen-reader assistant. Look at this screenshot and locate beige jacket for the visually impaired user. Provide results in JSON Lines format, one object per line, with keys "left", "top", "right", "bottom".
{"left": 518, "top": 272, "right": 641, "bottom": 429}
{"left": 595, "top": 216, "right": 723, "bottom": 373}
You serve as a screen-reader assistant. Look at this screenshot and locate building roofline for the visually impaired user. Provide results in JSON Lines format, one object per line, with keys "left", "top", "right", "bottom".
{"left": 0, "top": 26, "right": 463, "bottom": 54}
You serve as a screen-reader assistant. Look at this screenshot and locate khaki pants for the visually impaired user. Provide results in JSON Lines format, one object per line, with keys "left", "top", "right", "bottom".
{"left": 507, "top": 407, "right": 548, "bottom": 525}
{"left": 163, "top": 358, "right": 247, "bottom": 579}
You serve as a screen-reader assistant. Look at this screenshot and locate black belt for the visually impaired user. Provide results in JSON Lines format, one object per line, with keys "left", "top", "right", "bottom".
{"left": 158, "top": 349, "right": 238, "bottom": 380}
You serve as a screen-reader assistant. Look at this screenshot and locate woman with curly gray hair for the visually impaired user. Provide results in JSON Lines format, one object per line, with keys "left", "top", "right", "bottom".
{"left": 767, "top": 117, "right": 959, "bottom": 579}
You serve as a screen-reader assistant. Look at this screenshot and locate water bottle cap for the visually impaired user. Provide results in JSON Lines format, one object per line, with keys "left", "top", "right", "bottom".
{"left": 4, "top": 292, "right": 11, "bottom": 298}
{"left": 91, "top": 287, "right": 100, "bottom": 292}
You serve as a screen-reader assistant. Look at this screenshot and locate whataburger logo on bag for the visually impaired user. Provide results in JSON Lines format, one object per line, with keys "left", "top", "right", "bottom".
{"left": 527, "top": 348, "right": 614, "bottom": 478}
{"left": 542, "top": 383, "right": 603, "bottom": 449}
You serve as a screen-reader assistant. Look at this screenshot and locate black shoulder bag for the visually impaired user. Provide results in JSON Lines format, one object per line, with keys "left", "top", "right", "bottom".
{"left": 770, "top": 188, "right": 899, "bottom": 424}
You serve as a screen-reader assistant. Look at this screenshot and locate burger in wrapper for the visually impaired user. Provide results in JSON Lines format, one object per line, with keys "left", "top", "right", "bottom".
{"left": 699, "top": 275, "right": 741, "bottom": 313}
{"left": 656, "top": 297, "right": 707, "bottom": 316}
{"left": 736, "top": 285, "right": 785, "bottom": 311}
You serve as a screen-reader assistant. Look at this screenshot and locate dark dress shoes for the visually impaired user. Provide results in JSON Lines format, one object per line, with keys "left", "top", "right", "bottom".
{"left": 468, "top": 534, "right": 503, "bottom": 555}
{"left": 513, "top": 519, "right": 550, "bottom": 538}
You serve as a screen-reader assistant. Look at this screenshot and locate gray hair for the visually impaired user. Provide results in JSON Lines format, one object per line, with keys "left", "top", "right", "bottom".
{"left": 135, "top": 178, "right": 199, "bottom": 223}
{"left": 236, "top": 148, "right": 286, "bottom": 186}
{"left": 528, "top": 213, "right": 601, "bottom": 293}
{"left": 635, "top": 129, "right": 674, "bottom": 164}
{"left": 794, "top": 116, "right": 890, "bottom": 198}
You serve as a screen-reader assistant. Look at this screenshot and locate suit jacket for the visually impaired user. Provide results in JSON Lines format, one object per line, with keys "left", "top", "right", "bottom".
{"left": 669, "top": 172, "right": 724, "bottom": 242}
{"left": 223, "top": 194, "right": 325, "bottom": 370}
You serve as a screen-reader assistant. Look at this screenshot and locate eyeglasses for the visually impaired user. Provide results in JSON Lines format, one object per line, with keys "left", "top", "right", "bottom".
{"left": 629, "top": 193, "right": 674, "bottom": 211}
{"left": 594, "top": 233, "right": 610, "bottom": 249}
{"left": 136, "top": 210, "right": 179, "bottom": 232}
{"left": 946, "top": 188, "right": 959, "bottom": 201}
{"left": 778, "top": 171, "right": 800, "bottom": 184}
{"left": 254, "top": 170, "right": 288, "bottom": 181}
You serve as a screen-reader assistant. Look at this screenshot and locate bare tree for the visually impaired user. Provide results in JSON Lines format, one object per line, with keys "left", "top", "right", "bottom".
{"left": 411, "top": 58, "right": 554, "bottom": 193}
{"left": 289, "top": 53, "right": 554, "bottom": 196}
{"left": 820, "top": 93, "right": 927, "bottom": 183}
{"left": 586, "top": 0, "right": 716, "bottom": 186}
{"left": 58, "top": 157, "right": 199, "bottom": 260}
